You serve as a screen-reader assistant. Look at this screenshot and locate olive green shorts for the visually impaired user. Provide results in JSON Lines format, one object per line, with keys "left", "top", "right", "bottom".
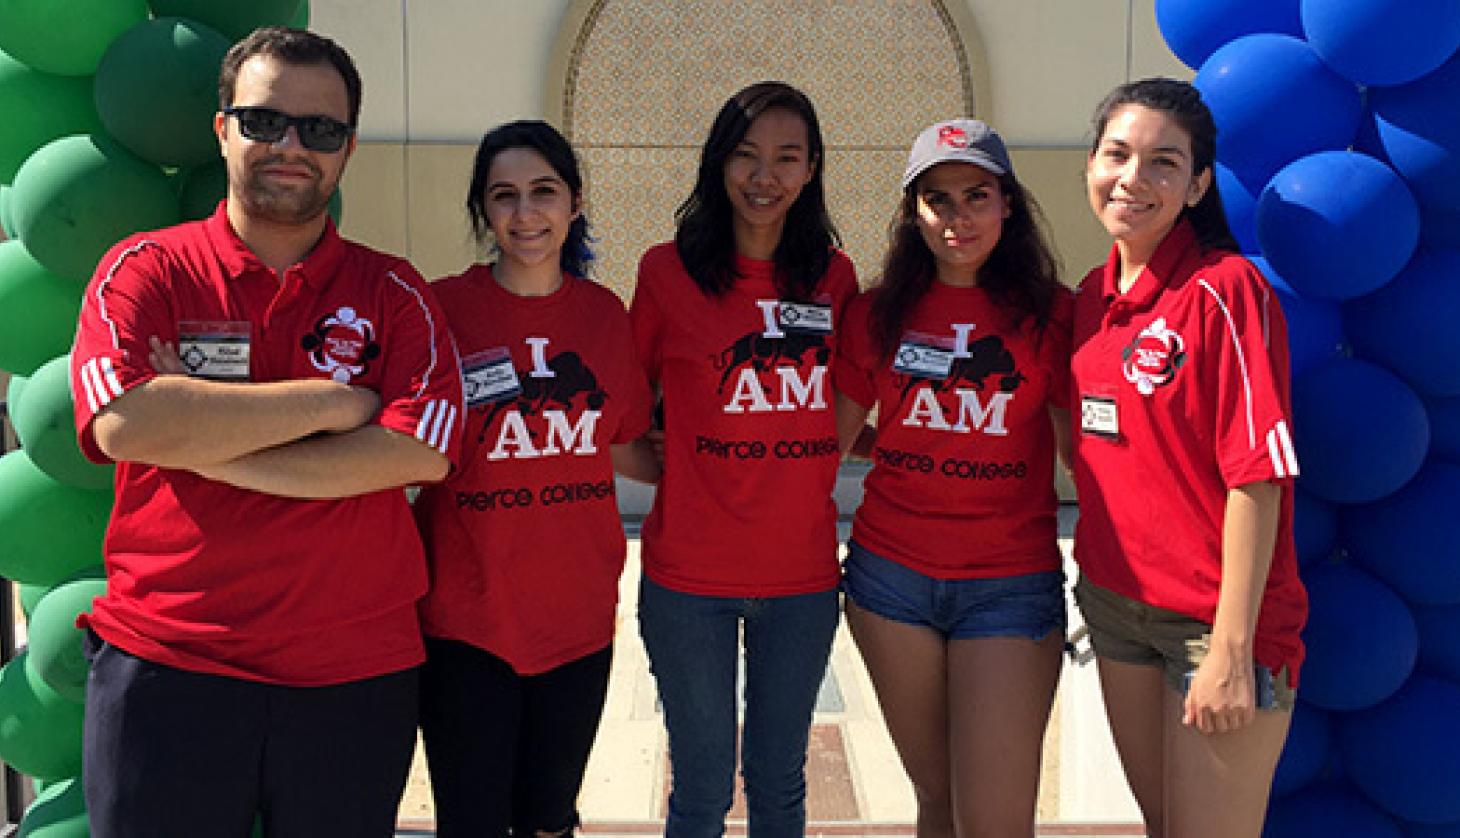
{"left": 1073, "top": 575, "right": 1295, "bottom": 711}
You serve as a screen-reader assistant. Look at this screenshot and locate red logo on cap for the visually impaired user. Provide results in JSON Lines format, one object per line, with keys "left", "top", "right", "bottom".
{"left": 938, "top": 125, "right": 969, "bottom": 149}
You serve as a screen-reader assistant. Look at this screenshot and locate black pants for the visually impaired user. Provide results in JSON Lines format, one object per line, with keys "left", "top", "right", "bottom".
{"left": 83, "top": 634, "right": 418, "bottom": 838}
{"left": 418, "top": 637, "right": 613, "bottom": 837}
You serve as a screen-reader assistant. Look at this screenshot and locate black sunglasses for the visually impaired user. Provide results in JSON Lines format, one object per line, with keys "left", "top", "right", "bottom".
{"left": 224, "top": 106, "right": 353, "bottom": 153}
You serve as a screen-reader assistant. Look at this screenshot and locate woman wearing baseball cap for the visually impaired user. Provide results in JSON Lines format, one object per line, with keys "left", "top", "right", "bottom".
{"left": 1069, "top": 78, "right": 1305, "bottom": 837}
{"left": 833, "top": 118, "right": 1071, "bottom": 836}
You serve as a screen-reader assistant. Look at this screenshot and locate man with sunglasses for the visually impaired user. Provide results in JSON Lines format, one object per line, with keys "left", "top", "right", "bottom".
{"left": 69, "top": 27, "right": 462, "bottom": 838}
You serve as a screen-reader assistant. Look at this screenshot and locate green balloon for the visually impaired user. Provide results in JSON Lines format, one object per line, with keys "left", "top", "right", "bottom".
{"left": 0, "top": 450, "right": 112, "bottom": 587}
{"left": 0, "top": 49, "right": 102, "bottom": 183}
{"left": 289, "top": 0, "right": 310, "bottom": 29}
{"left": 0, "top": 184, "right": 14, "bottom": 237}
{"left": 19, "top": 776, "right": 88, "bottom": 838}
{"left": 0, "top": 241, "right": 84, "bottom": 377}
{"left": 0, "top": 652, "right": 84, "bottom": 780}
{"left": 11, "top": 133, "right": 179, "bottom": 282}
{"left": 27, "top": 577, "right": 107, "bottom": 703}
{"left": 18, "top": 582, "right": 46, "bottom": 619}
{"left": 6, "top": 367, "right": 26, "bottom": 411}
{"left": 329, "top": 186, "right": 343, "bottom": 226}
{"left": 178, "top": 159, "right": 226, "bottom": 222}
{"left": 0, "top": 0, "right": 149, "bottom": 77}
{"left": 95, "top": 18, "right": 231, "bottom": 169}
{"left": 13, "top": 355, "right": 114, "bottom": 490}
{"left": 148, "top": 0, "right": 304, "bottom": 42}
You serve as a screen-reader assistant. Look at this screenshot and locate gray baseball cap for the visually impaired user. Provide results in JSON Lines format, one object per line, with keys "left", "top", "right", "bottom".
{"left": 901, "top": 118, "right": 1014, "bottom": 188}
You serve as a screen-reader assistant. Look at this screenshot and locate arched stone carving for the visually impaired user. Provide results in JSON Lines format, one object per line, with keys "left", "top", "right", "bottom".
{"left": 554, "top": 0, "right": 985, "bottom": 299}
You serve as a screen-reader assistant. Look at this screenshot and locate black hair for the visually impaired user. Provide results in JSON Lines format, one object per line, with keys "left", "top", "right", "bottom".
{"left": 673, "top": 81, "right": 840, "bottom": 301}
{"left": 464, "top": 120, "right": 594, "bottom": 278}
{"left": 220, "top": 27, "right": 362, "bottom": 128}
{"left": 1090, "top": 77, "right": 1237, "bottom": 253}
{"left": 869, "top": 167, "right": 1062, "bottom": 357}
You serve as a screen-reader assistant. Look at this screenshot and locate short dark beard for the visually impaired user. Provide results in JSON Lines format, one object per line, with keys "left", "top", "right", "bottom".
{"left": 238, "top": 158, "right": 333, "bottom": 225}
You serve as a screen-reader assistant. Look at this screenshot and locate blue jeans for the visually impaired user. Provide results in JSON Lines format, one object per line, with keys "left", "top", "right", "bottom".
{"left": 639, "top": 577, "right": 839, "bottom": 838}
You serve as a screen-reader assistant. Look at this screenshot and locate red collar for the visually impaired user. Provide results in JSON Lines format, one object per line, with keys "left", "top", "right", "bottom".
{"left": 202, "top": 201, "right": 345, "bottom": 288}
{"left": 1099, "top": 220, "right": 1198, "bottom": 312}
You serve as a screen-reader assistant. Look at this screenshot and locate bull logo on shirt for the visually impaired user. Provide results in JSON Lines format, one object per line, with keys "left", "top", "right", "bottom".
{"left": 483, "top": 341, "right": 605, "bottom": 461}
{"left": 1122, "top": 316, "right": 1186, "bottom": 396}
{"left": 714, "top": 299, "right": 831, "bottom": 414}
{"left": 301, "top": 306, "right": 381, "bottom": 383}
{"left": 896, "top": 327, "right": 1024, "bottom": 436}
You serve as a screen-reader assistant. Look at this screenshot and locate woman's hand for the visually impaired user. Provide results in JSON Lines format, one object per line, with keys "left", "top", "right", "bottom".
{"left": 1182, "top": 643, "right": 1256, "bottom": 735}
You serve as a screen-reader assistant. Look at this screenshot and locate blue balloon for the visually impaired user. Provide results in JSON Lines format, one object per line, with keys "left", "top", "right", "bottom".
{"left": 1414, "top": 604, "right": 1460, "bottom": 682}
{"left": 1273, "top": 700, "right": 1334, "bottom": 797}
{"left": 1347, "top": 249, "right": 1460, "bottom": 397}
{"left": 1257, "top": 151, "right": 1420, "bottom": 301}
{"left": 1155, "top": 0, "right": 1301, "bottom": 71}
{"left": 1341, "top": 676, "right": 1460, "bottom": 823}
{"left": 1428, "top": 397, "right": 1460, "bottom": 463}
{"left": 1195, "top": 34, "right": 1362, "bottom": 189}
{"left": 1292, "top": 359, "right": 1429, "bottom": 504}
{"left": 1264, "top": 785, "right": 1401, "bottom": 838}
{"left": 1301, "top": 563, "right": 1416, "bottom": 711}
{"left": 1404, "top": 820, "right": 1460, "bottom": 837}
{"left": 1293, "top": 489, "right": 1338, "bottom": 569}
{"left": 1301, "top": 0, "right": 1460, "bottom": 86}
{"left": 1250, "top": 256, "right": 1345, "bottom": 377}
{"left": 1216, "top": 162, "right": 1261, "bottom": 253}
{"left": 1345, "top": 463, "right": 1460, "bottom": 606}
{"left": 1421, "top": 205, "right": 1460, "bottom": 249}
{"left": 1370, "top": 54, "right": 1460, "bottom": 211}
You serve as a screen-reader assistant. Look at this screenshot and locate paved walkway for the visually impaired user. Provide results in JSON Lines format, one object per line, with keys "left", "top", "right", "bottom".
{"left": 395, "top": 509, "right": 1147, "bottom": 836}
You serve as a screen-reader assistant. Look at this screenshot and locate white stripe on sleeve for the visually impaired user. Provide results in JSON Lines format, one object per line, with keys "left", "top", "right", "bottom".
{"left": 1275, "top": 420, "right": 1299, "bottom": 477}
{"left": 79, "top": 361, "right": 101, "bottom": 414}
{"left": 1199, "top": 279, "right": 1257, "bottom": 450}
{"left": 1267, "top": 428, "right": 1288, "bottom": 479}
{"left": 416, "top": 399, "right": 439, "bottom": 445}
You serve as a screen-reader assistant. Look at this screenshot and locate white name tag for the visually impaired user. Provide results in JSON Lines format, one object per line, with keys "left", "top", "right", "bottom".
{"left": 778, "top": 302, "right": 833, "bottom": 334}
{"left": 892, "top": 336, "right": 954, "bottom": 379}
{"left": 177, "top": 320, "right": 250, "bottom": 381}
{"left": 461, "top": 347, "right": 521, "bottom": 407}
{"left": 1080, "top": 394, "right": 1119, "bottom": 439}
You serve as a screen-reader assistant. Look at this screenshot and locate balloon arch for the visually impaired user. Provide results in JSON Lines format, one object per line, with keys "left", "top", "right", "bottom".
{"left": 2, "top": 0, "right": 1460, "bottom": 833}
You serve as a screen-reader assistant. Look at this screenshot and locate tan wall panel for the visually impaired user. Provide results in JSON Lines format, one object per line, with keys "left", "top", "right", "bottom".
{"left": 338, "top": 142, "right": 408, "bottom": 257}
{"left": 310, "top": 0, "right": 408, "bottom": 139}
{"left": 403, "top": 143, "right": 480, "bottom": 281}
{"left": 1130, "top": 0, "right": 1194, "bottom": 81}
{"left": 1010, "top": 147, "right": 1110, "bottom": 287}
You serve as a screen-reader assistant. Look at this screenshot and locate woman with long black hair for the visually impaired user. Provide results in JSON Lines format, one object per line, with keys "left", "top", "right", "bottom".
{"left": 629, "top": 81, "right": 858, "bottom": 837}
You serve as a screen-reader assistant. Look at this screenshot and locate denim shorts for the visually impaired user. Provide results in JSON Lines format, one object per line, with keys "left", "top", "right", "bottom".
{"left": 1073, "top": 575, "right": 1296, "bottom": 710}
{"left": 841, "top": 540, "right": 1066, "bottom": 641}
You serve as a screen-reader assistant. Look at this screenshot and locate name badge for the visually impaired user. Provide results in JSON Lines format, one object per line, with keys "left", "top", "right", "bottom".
{"left": 778, "top": 302, "right": 833, "bottom": 334}
{"left": 1080, "top": 394, "right": 1119, "bottom": 439}
{"left": 177, "top": 320, "right": 251, "bottom": 381}
{"left": 461, "top": 347, "right": 521, "bottom": 407}
{"left": 892, "top": 332, "right": 954, "bottom": 379}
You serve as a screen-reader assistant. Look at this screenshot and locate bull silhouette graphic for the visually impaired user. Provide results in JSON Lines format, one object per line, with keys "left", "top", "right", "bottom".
{"left": 712, "top": 331, "right": 830, "bottom": 393}
{"left": 480, "top": 351, "right": 606, "bottom": 443}
{"left": 898, "top": 335, "right": 1026, "bottom": 401}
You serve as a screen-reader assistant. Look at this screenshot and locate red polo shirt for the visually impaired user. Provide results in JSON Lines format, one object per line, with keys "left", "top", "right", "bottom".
{"left": 70, "top": 202, "right": 464, "bottom": 686}
{"left": 1070, "top": 221, "right": 1306, "bottom": 683}
{"left": 835, "top": 283, "right": 1071, "bottom": 579}
{"left": 630, "top": 243, "right": 858, "bottom": 597}
{"left": 414, "top": 266, "right": 652, "bottom": 675}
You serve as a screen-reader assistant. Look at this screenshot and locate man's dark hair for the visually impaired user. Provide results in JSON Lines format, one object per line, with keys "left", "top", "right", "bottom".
{"left": 219, "top": 27, "right": 363, "bottom": 127}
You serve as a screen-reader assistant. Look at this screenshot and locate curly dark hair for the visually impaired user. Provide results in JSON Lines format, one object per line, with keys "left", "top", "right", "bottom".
{"left": 673, "top": 81, "right": 840, "bottom": 302}
{"left": 868, "top": 167, "right": 1062, "bottom": 358}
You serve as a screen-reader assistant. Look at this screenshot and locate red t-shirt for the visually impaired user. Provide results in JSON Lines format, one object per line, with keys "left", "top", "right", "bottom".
{"left": 70, "top": 203, "right": 464, "bottom": 686}
{"left": 1070, "top": 221, "right": 1307, "bottom": 683}
{"left": 835, "top": 282, "right": 1071, "bottom": 579}
{"left": 413, "top": 266, "right": 652, "bottom": 675}
{"left": 630, "top": 243, "right": 858, "bottom": 596}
